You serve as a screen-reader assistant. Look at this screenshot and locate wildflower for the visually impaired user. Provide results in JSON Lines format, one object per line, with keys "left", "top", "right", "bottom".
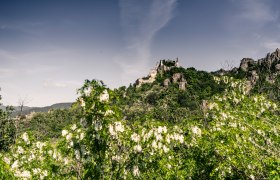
{"left": 192, "top": 126, "right": 202, "bottom": 137}
{"left": 133, "top": 166, "right": 140, "bottom": 176}
{"left": 22, "top": 132, "right": 29, "bottom": 144}
{"left": 105, "top": 109, "right": 114, "bottom": 116}
{"left": 94, "top": 121, "right": 102, "bottom": 131}
{"left": 250, "top": 175, "right": 255, "bottom": 180}
{"left": 71, "top": 124, "right": 77, "bottom": 131}
{"left": 229, "top": 122, "right": 237, "bottom": 128}
{"left": 41, "top": 170, "right": 48, "bottom": 179}
{"left": 108, "top": 124, "right": 115, "bottom": 136}
{"left": 11, "top": 160, "right": 18, "bottom": 169}
{"left": 3, "top": 157, "right": 10, "bottom": 165}
{"left": 163, "top": 145, "right": 169, "bottom": 153}
{"left": 80, "top": 98, "right": 85, "bottom": 107}
{"left": 158, "top": 126, "right": 163, "bottom": 133}
{"left": 115, "top": 122, "right": 124, "bottom": 132}
{"left": 133, "top": 145, "right": 142, "bottom": 153}
{"left": 112, "top": 155, "right": 121, "bottom": 161}
{"left": 20, "top": 170, "right": 31, "bottom": 178}
{"left": 166, "top": 134, "right": 171, "bottom": 143}
{"left": 17, "top": 146, "right": 24, "bottom": 154}
{"left": 84, "top": 87, "right": 91, "bottom": 96}
{"left": 69, "top": 141, "right": 74, "bottom": 147}
{"left": 62, "top": 130, "right": 68, "bottom": 136}
{"left": 131, "top": 133, "right": 140, "bottom": 142}
{"left": 99, "top": 89, "right": 109, "bottom": 102}
{"left": 155, "top": 133, "right": 163, "bottom": 141}
{"left": 66, "top": 133, "right": 72, "bottom": 141}
{"left": 36, "top": 142, "right": 46, "bottom": 150}
{"left": 75, "top": 150, "right": 81, "bottom": 160}
{"left": 152, "top": 140, "right": 157, "bottom": 149}
{"left": 80, "top": 132, "right": 85, "bottom": 140}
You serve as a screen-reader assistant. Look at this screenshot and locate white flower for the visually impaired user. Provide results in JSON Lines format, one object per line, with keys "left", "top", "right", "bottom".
{"left": 133, "top": 145, "right": 142, "bottom": 153}
{"left": 229, "top": 122, "right": 237, "bottom": 128}
{"left": 133, "top": 166, "right": 140, "bottom": 176}
{"left": 99, "top": 89, "right": 109, "bottom": 102}
{"left": 41, "top": 170, "right": 48, "bottom": 179}
{"left": 84, "top": 87, "right": 92, "bottom": 96}
{"left": 166, "top": 134, "right": 171, "bottom": 143}
{"left": 62, "top": 130, "right": 68, "bottom": 136}
{"left": 155, "top": 133, "right": 163, "bottom": 141}
{"left": 53, "top": 151, "right": 57, "bottom": 159}
{"left": 17, "top": 146, "right": 24, "bottom": 154}
{"left": 20, "top": 170, "right": 31, "bottom": 178}
{"left": 250, "top": 174, "right": 255, "bottom": 180}
{"left": 94, "top": 121, "right": 102, "bottom": 131}
{"left": 69, "top": 141, "right": 74, "bottom": 147}
{"left": 192, "top": 126, "right": 201, "bottom": 137}
{"left": 115, "top": 122, "right": 124, "bottom": 132}
{"left": 11, "top": 160, "right": 18, "bottom": 169}
{"left": 131, "top": 133, "right": 140, "bottom": 142}
{"left": 158, "top": 126, "right": 163, "bottom": 133}
{"left": 75, "top": 150, "right": 81, "bottom": 160}
{"left": 167, "top": 164, "right": 171, "bottom": 169}
{"left": 3, "top": 157, "right": 10, "bottom": 165}
{"left": 163, "top": 145, "right": 169, "bottom": 153}
{"left": 22, "top": 132, "right": 29, "bottom": 144}
{"left": 71, "top": 124, "right": 77, "bottom": 131}
{"left": 162, "top": 126, "right": 167, "bottom": 133}
{"left": 66, "top": 133, "right": 72, "bottom": 141}
{"left": 109, "top": 124, "right": 116, "bottom": 136}
{"left": 80, "top": 132, "right": 85, "bottom": 140}
{"left": 152, "top": 140, "right": 157, "bottom": 149}
{"left": 105, "top": 109, "right": 114, "bottom": 116}
{"left": 64, "top": 158, "right": 69, "bottom": 165}
{"left": 32, "top": 168, "right": 41, "bottom": 174}
{"left": 36, "top": 142, "right": 46, "bottom": 150}
{"left": 112, "top": 155, "right": 121, "bottom": 161}
{"left": 80, "top": 98, "right": 86, "bottom": 107}
{"left": 221, "top": 112, "right": 228, "bottom": 119}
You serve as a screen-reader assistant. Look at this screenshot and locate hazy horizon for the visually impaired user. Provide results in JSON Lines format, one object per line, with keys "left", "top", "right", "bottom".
{"left": 1, "top": 0, "right": 280, "bottom": 107}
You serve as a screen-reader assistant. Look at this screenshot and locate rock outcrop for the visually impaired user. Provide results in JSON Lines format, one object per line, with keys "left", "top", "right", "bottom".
{"left": 240, "top": 58, "right": 255, "bottom": 72}
{"left": 237, "top": 48, "right": 280, "bottom": 87}
{"left": 135, "top": 58, "right": 180, "bottom": 88}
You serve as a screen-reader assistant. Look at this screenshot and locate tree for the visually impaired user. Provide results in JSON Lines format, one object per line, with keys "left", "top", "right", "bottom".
{"left": 0, "top": 94, "right": 16, "bottom": 151}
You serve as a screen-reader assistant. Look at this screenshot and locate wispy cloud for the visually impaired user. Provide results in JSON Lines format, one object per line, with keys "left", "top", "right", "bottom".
{"left": 117, "top": 0, "right": 177, "bottom": 84}
{"left": 236, "top": 0, "right": 278, "bottom": 23}
{"left": 223, "top": 0, "right": 280, "bottom": 58}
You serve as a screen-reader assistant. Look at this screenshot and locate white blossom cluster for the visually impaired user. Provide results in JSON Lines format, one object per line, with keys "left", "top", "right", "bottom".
{"left": 109, "top": 121, "right": 125, "bottom": 136}
{"left": 3, "top": 133, "right": 56, "bottom": 179}
{"left": 99, "top": 89, "right": 109, "bottom": 102}
{"left": 128, "top": 126, "right": 185, "bottom": 155}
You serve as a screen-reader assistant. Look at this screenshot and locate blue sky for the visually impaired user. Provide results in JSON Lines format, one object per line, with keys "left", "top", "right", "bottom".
{"left": 0, "top": 0, "right": 280, "bottom": 106}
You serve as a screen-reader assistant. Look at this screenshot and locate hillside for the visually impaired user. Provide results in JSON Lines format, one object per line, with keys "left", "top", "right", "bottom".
{"left": 0, "top": 49, "right": 279, "bottom": 179}
{"left": 10, "top": 102, "right": 73, "bottom": 117}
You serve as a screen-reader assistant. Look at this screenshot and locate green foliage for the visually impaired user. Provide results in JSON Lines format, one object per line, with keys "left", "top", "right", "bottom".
{"left": 0, "top": 157, "right": 14, "bottom": 179}
{"left": 18, "top": 107, "right": 81, "bottom": 141}
{"left": 0, "top": 75, "right": 279, "bottom": 179}
{"left": 0, "top": 97, "right": 16, "bottom": 151}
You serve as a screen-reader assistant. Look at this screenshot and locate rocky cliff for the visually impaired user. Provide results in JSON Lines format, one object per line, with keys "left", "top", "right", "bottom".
{"left": 135, "top": 58, "right": 186, "bottom": 90}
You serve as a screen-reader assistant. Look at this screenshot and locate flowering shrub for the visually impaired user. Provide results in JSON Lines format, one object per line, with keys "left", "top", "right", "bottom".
{"left": 0, "top": 77, "right": 279, "bottom": 179}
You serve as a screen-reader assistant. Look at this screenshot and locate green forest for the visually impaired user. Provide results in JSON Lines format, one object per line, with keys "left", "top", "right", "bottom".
{"left": 0, "top": 54, "right": 280, "bottom": 179}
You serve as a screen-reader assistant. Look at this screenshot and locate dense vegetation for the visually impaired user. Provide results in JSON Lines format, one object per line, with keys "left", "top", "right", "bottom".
{"left": 0, "top": 63, "right": 279, "bottom": 179}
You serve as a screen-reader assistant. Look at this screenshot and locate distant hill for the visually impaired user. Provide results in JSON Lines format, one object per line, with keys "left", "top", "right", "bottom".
{"left": 8, "top": 102, "right": 73, "bottom": 117}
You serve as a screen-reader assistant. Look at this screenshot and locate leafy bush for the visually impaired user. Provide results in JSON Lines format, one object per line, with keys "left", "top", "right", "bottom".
{"left": 0, "top": 77, "right": 279, "bottom": 179}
